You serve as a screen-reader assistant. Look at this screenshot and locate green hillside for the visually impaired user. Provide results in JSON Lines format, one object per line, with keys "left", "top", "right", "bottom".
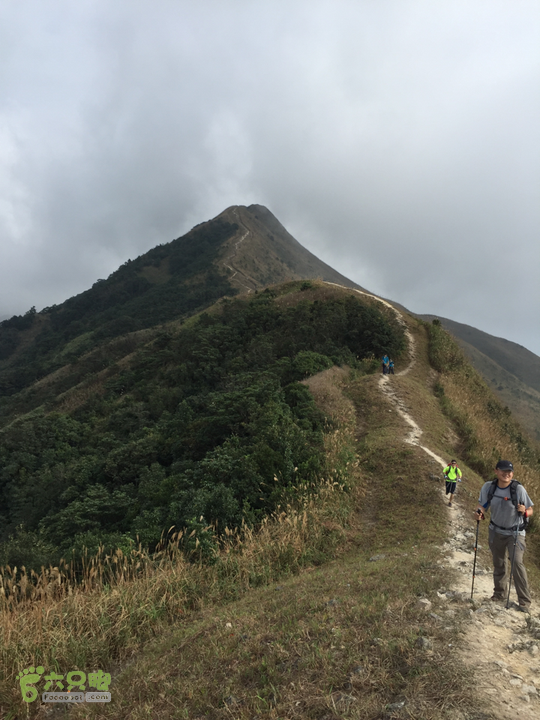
{"left": 0, "top": 283, "right": 404, "bottom": 570}
{"left": 2, "top": 294, "right": 540, "bottom": 719}
{"left": 0, "top": 204, "right": 366, "bottom": 429}
{"left": 0, "top": 218, "right": 239, "bottom": 405}
{"left": 420, "top": 314, "right": 540, "bottom": 440}
{"left": 418, "top": 315, "right": 540, "bottom": 440}
{"left": 2, "top": 207, "right": 540, "bottom": 719}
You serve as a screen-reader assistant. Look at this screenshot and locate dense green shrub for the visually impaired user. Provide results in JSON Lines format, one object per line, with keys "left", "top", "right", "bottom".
{"left": 0, "top": 221, "right": 238, "bottom": 397}
{"left": 0, "top": 291, "right": 404, "bottom": 569}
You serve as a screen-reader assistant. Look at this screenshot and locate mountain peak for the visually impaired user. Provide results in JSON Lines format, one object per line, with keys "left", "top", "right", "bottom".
{"left": 213, "top": 204, "right": 364, "bottom": 294}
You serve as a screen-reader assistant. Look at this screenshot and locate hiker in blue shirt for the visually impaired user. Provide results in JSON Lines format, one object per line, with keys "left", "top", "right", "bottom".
{"left": 382, "top": 355, "right": 389, "bottom": 374}
{"left": 388, "top": 359, "right": 395, "bottom": 375}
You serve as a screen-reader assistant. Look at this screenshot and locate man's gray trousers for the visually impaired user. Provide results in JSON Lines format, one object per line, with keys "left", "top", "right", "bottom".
{"left": 488, "top": 527, "right": 531, "bottom": 607}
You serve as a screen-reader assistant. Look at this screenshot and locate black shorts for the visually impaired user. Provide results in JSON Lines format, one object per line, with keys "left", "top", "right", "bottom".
{"left": 445, "top": 480, "right": 457, "bottom": 495}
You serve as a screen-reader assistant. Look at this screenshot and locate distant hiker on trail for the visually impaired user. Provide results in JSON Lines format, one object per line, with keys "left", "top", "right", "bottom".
{"left": 382, "top": 354, "right": 389, "bottom": 374}
{"left": 443, "top": 460, "right": 462, "bottom": 507}
{"left": 388, "top": 359, "right": 395, "bottom": 374}
{"left": 475, "top": 460, "right": 534, "bottom": 612}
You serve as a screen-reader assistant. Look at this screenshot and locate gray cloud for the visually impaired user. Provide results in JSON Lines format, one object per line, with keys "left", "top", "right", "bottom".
{"left": 0, "top": 0, "right": 539, "bottom": 352}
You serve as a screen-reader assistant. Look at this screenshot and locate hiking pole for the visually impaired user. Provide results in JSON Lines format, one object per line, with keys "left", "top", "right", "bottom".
{"left": 471, "top": 518, "right": 481, "bottom": 601}
{"left": 505, "top": 515, "right": 522, "bottom": 610}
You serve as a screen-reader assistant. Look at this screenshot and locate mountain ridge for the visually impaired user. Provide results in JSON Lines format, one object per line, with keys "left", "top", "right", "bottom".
{"left": 3, "top": 279, "right": 540, "bottom": 720}
{"left": 2, "top": 203, "right": 539, "bottom": 440}
{"left": 419, "top": 313, "right": 540, "bottom": 439}
{"left": 215, "top": 204, "right": 365, "bottom": 294}
{"left": 2, "top": 206, "right": 540, "bottom": 719}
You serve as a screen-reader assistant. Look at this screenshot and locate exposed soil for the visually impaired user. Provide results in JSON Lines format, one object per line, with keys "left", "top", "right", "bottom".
{"left": 330, "top": 283, "right": 540, "bottom": 718}
{"left": 220, "top": 208, "right": 258, "bottom": 293}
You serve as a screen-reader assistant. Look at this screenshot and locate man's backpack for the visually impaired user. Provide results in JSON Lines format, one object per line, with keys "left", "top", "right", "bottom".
{"left": 486, "top": 479, "right": 529, "bottom": 531}
{"left": 444, "top": 464, "right": 461, "bottom": 479}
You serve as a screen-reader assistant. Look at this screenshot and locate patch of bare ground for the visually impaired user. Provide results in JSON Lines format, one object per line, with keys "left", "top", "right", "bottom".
{"left": 440, "top": 501, "right": 540, "bottom": 719}
{"left": 138, "top": 257, "right": 171, "bottom": 284}
{"left": 352, "top": 285, "right": 540, "bottom": 719}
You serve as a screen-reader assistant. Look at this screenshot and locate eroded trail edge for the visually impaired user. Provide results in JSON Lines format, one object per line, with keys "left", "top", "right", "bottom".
{"left": 326, "top": 282, "right": 540, "bottom": 718}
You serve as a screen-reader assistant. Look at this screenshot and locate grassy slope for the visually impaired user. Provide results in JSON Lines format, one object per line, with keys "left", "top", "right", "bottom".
{"left": 420, "top": 314, "right": 540, "bottom": 442}
{"left": 420, "top": 315, "right": 540, "bottom": 393}
{"left": 59, "top": 318, "right": 490, "bottom": 720}
{"left": 3, "top": 305, "right": 540, "bottom": 719}
{"left": 0, "top": 219, "right": 238, "bottom": 421}
{"left": 452, "top": 337, "right": 540, "bottom": 442}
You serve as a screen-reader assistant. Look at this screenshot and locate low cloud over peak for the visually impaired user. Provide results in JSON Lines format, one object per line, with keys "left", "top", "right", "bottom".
{"left": 0, "top": 0, "right": 539, "bottom": 353}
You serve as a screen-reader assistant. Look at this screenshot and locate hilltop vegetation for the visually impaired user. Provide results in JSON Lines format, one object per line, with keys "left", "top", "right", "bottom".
{"left": 0, "top": 219, "right": 238, "bottom": 401}
{"left": 0, "top": 283, "right": 405, "bottom": 571}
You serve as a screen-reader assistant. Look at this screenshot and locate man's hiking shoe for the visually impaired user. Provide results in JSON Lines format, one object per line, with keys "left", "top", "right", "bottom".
{"left": 517, "top": 605, "right": 531, "bottom": 614}
{"left": 448, "top": 502, "right": 452, "bottom": 507}
{"left": 490, "top": 595, "right": 504, "bottom": 602}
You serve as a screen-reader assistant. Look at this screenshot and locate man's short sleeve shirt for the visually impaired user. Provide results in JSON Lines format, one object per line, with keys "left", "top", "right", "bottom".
{"left": 479, "top": 481, "right": 533, "bottom": 536}
{"left": 445, "top": 466, "right": 462, "bottom": 481}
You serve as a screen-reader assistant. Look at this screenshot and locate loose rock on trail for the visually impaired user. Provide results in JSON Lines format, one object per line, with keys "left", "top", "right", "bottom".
{"left": 328, "top": 282, "right": 539, "bottom": 718}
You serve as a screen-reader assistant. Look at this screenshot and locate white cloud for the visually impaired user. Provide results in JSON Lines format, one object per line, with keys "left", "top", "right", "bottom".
{"left": 0, "top": 0, "right": 538, "bottom": 353}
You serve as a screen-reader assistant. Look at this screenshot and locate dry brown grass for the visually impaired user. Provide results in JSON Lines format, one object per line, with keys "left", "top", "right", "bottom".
{"left": 61, "top": 353, "right": 478, "bottom": 720}
{"left": 439, "top": 358, "right": 540, "bottom": 500}
{"left": 302, "top": 366, "right": 351, "bottom": 423}
{"left": 1, "top": 366, "right": 358, "bottom": 718}
{"left": 56, "top": 374, "right": 108, "bottom": 414}
{"left": 4, "top": 318, "right": 521, "bottom": 719}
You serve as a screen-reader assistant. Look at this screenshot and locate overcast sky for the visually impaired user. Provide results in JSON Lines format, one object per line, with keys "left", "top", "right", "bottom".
{"left": 1, "top": 0, "right": 539, "bottom": 353}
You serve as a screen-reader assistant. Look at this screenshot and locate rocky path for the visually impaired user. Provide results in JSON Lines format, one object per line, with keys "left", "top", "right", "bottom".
{"left": 327, "top": 282, "right": 540, "bottom": 717}
{"left": 377, "top": 300, "right": 540, "bottom": 717}
{"left": 441, "top": 505, "right": 540, "bottom": 717}
{"left": 221, "top": 209, "right": 257, "bottom": 293}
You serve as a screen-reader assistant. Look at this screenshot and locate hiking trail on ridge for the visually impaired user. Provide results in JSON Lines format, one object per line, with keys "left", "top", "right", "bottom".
{"left": 327, "top": 282, "right": 540, "bottom": 718}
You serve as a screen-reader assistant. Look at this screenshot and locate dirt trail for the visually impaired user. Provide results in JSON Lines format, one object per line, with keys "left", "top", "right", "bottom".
{"left": 220, "top": 209, "right": 257, "bottom": 294}
{"left": 325, "top": 282, "right": 540, "bottom": 717}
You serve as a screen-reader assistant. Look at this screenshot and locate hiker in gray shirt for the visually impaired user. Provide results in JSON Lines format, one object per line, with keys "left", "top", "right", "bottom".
{"left": 475, "top": 460, "right": 534, "bottom": 612}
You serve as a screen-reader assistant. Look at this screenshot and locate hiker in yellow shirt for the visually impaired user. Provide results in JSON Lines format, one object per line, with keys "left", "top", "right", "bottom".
{"left": 443, "top": 459, "right": 462, "bottom": 507}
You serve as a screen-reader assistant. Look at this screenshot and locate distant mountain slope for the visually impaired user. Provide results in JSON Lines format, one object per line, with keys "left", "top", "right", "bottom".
{"left": 0, "top": 205, "right": 362, "bottom": 422}
{"left": 420, "top": 314, "right": 540, "bottom": 440}
{"left": 0, "top": 218, "right": 239, "bottom": 401}
{"left": 215, "top": 205, "right": 365, "bottom": 293}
